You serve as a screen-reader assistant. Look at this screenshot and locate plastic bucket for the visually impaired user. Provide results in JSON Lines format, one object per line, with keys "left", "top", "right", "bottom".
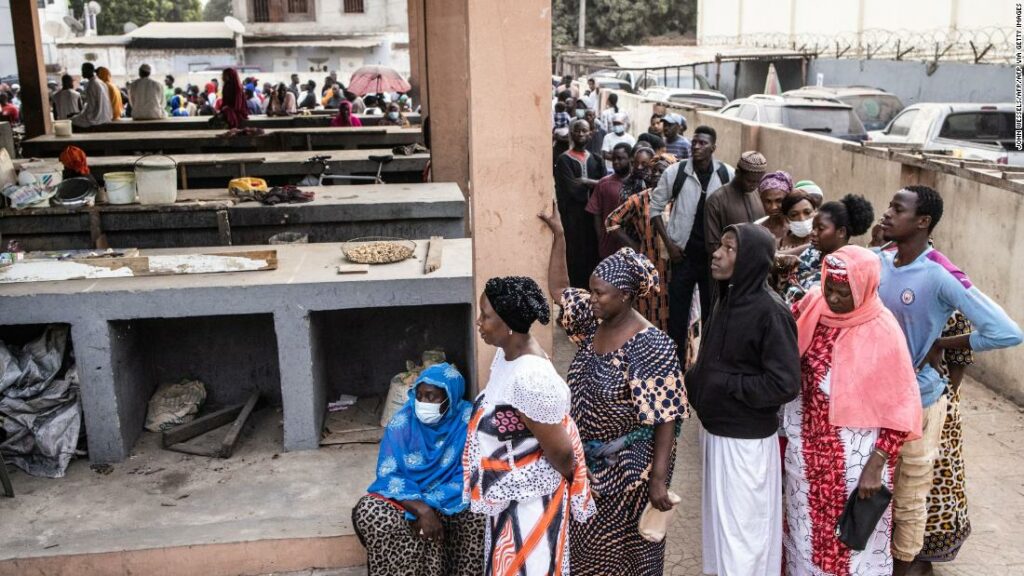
{"left": 54, "top": 120, "right": 73, "bottom": 137}
{"left": 134, "top": 154, "right": 178, "bottom": 205}
{"left": 104, "top": 171, "right": 137, "bottom": 205}
{"left": 18, "top": 160, "right": 63, "bottom": 189}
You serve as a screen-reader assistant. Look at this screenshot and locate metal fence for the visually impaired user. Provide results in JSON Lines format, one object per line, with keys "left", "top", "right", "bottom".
{"left": 702, "top": 27, "right": 1015, "bottom": 64}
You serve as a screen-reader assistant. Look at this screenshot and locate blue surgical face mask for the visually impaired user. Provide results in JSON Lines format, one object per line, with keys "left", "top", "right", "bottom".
{"left": 414, "top": 399, "right": 444, "bottom": 425}
{"left": 613, "top": 125, "right": 625, "bottom": 135}
{"left": 575, "top": 109, "right": 586, "bottom": 118}
{"left": 387, "top": 111, "right": 399, "bottom": 121}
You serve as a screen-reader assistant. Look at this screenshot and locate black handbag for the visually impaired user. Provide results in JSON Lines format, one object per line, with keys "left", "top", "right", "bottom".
{"left": 835, "top": 485, "right": 892, "bottom": 551}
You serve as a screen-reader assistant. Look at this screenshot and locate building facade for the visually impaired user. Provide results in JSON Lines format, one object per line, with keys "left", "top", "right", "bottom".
{"left": 231, "top": 0, "right": 409, "bottom": 80}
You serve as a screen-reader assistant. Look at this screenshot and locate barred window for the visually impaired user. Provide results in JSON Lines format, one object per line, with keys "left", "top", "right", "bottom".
{"left": 344, "top": 0, "right": 365, "bottom": 14}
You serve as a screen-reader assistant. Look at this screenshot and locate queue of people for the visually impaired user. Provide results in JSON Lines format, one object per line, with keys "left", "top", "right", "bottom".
{"left": 346, "top": 105, "right": 1022, "bottom": 575}
{"left": 29, "top": 65, "right": 416, "bottom": 128}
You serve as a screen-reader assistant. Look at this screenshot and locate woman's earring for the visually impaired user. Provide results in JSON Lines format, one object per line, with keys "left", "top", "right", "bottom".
{"left": 508, "top": 329, "right": 513, "bottom": 336}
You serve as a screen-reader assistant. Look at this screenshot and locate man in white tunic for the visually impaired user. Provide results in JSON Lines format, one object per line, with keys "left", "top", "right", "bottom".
{"left": 684, "top": 223, "right": 801, "bottom": 576}
{"left": 128, "top": 64, "right": 166, "bottom": 120}
{"left": 72, "top": 63, "right": 112, "bottom": 128}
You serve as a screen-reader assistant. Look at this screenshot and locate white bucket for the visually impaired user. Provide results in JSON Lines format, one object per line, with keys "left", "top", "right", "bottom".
{"left": 54, "top": 120, "right": 73, "bottom": 137}
{"left": 18, "top": 160, "right": 63, "bottom": 189}
{"left": 104, "top": 171, "right": 137, "bottom": 204}
{"left": 134, "top": 154, "right": 178, "bottom": 205}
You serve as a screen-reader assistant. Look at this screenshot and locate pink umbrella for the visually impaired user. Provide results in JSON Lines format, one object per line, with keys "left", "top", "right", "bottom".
{"left": 347, "top": 66, "right": 411, "bottom": 96}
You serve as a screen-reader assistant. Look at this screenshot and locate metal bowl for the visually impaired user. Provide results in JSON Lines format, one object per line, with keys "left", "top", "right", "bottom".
{"left": 50, "top": 177, "right": 98, "bottom": 208}
{"left": 341, "top": 236, "right": 417, "bottom": 264}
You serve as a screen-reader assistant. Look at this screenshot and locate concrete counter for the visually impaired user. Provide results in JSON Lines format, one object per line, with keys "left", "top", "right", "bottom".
{"left": 0, "top": 183, "right": 466, "bottom": 250}
{"left": 0, "top": 240, "right": 475, "bottom": 463}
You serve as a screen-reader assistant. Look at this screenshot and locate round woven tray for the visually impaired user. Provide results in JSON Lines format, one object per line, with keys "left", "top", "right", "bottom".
{"left": 342, "top": 237, "right": 417, "bottom": 264}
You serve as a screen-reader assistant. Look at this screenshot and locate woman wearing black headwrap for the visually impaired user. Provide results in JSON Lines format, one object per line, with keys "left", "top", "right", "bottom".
{"left": 464, "top": 276, "right": 595, "bottom": 574}
{"left": 540, "top": 201, "right": 689, "bottom": 576}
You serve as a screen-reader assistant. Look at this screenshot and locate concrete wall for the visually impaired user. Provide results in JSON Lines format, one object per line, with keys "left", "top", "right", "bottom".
{"left": 235, "top": 0, "right": 408, "bottom": 34}
{"left": 808, "top": 59, "right": 1016, "bottom": 106}
{"left": 698, "top": 0, "right": 1010, "bottom": 43}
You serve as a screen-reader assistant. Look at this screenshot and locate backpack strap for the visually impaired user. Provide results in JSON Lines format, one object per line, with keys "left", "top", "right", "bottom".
{"left": 674, "top": 162, "right": 733, "bottom": 200}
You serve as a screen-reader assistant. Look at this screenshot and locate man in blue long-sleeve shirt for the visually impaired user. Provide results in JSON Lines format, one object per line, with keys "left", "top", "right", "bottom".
{"left": 878, "top": 185, "right": 1023, "bottom": 576}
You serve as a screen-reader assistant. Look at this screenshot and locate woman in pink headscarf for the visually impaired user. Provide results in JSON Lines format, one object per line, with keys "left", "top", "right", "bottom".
{"left": 330, "top": 100, "right": 362, "bottom": 127}
{"left": 784, "top": 245, "right": 922, "bottom": 576}
{"left": 215, "top": 68, "right": 248, "bottom": 129}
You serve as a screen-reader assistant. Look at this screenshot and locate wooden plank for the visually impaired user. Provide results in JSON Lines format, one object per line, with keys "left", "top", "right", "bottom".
{"left": 337, "top": 263, "right": 370, "bottom": 274}
{"left": 10, "top": 2, "right": 50, "bottom": 139}
{"left": 218, "top": 391, "right": 260, "bottom": 458}
{"left": 161, "top": 403, "right": 244, "bottom": 447}
{"left": 424, "top": 236, "right": 444, "bottom": 274}
{"left": 216, "top": 210, "right": 232, "bottom": 246}
{"left": 204, "top": 250, "right": 278, "bottom": 271}
{"left": 69, "top": 256, "right": 149, "bottom": 274}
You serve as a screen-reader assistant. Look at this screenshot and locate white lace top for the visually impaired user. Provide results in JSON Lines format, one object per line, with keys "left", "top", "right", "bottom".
{"left": 462, "top": 349, "right": 579, "bottom": 517}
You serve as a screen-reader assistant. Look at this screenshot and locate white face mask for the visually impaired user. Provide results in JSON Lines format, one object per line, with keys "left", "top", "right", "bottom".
{"left": 613, "top": 125, "right": 625, "bottom": 135}
{"left": 414, "top": 400, "right": 444, "bottom": 425}
{"left": 789, "top": 218, "right": 814, "bottom": 237}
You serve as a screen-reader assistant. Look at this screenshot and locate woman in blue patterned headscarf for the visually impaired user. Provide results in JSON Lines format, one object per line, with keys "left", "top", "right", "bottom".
{"left": 353, "top": 362, "right": 485, "bottom": 576}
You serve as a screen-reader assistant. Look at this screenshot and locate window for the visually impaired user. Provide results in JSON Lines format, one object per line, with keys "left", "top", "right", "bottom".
{"left": 252, "top": 0, "right": 271, "bottom": 22}
{"left": 737, "top": 104, "right": 759, "bottom": 121}
{"left": 939, "top": 112, "right": 1014, "bottom": 141}
{"left": 720, "top": 104, "right": 741, "bottom": 117}
{"left": 288, "top": 0, "right": 308, "bottom": 12}
{"left": 886, "top": 110, "right": 918, "bottom": 137}
{"left": 344, "top": 0, "right": 365, "bottom": 13}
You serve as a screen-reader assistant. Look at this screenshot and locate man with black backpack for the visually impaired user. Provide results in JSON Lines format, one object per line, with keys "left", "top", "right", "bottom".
{"left": 650, "top": 125, "right": 734, "bottom": 362}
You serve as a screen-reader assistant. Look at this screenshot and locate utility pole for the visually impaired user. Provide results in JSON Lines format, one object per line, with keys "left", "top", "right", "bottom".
{"left": 578, "top": 0, "right": 586, "bottom": 48}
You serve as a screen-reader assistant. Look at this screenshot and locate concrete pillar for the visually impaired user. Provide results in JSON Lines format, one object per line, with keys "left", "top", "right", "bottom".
{"left": 422, "top": 1, "right": 470, "bottom": 195}
{"left": 464, "top": 0, "right": 555, "bottom": 380}
{"left": 274, "top": 308, "right": 325, "bottom": 451}
{"left": 406, "top": 0, "right": 429, "bottom": 113}
{"left": 11, "top": 1, "right": 52, "bottom": 139}
{"left": 71, "top": 320, "right": 130, "bottom": 463}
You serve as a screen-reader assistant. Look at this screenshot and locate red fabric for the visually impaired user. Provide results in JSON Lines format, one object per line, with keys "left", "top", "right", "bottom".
{"left": 585, "top": 172, "right": 625, "bottom": 259}
{"left": 330, "top": 101, "right": 363, "bottom": 127}
{"left": 59, "top": 145, "right": 89, "bottom": 175}
{"left": 794, "top": 245, "right": 922, "bottom": 439}
{"left": 1, "top": 103, "right": 19, "bottom": 124}
{"left": 219, "top": 68, "right": 248, "bottom": 129}
{"left": 801, "top": 325, "right": 854, "bottom": 575}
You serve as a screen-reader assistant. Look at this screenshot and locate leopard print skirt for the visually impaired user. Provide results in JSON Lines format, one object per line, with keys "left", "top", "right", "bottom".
{"left": 353, "top": 494, "right": 486, "bottom": 576}
{"left": 917, "top": 313, "right": 973, "bottom": 563}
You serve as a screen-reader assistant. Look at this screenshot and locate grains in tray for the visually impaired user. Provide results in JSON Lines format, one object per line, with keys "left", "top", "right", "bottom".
{"left": 344, "top": 241, "right": 414, "bottom": 264}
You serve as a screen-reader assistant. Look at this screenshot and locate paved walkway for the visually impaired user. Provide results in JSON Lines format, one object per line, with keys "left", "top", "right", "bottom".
{"left": 282, "top": 339, "right": 1024, "bottom": 576}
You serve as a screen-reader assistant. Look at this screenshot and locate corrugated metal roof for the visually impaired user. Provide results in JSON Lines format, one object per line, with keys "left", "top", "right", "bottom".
{"left": 127, "top": 21, "right": 235, "bottom": 40}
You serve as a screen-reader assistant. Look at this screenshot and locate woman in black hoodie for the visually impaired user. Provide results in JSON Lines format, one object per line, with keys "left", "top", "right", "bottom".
{"left": 685, "top": 222, "right": 800, "bottom": 576}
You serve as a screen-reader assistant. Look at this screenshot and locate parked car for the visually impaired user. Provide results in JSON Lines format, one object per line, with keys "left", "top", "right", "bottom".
{"left": 868, "top": 103, "right": 1024, "bottom": 165}
{"left": 718, "top": 94, "right": 869, "bottom": 142}
{"left": 616, "top": 69, "right": 714, "bottom": 92}
{"left": 641, "top": 87, "right": 728, "bottom": 109}
{"left": 782, "top": 86, "right": 904, "bottom": 131}
{"left": 571, "top": 76, "right": 634, "bottom": 96}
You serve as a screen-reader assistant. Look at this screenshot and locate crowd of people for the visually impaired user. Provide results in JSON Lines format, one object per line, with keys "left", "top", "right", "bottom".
{"left": 0, "top": 66, "right": 416, "bottom": 130}
{"left": 349, "top": 85, "right": 1022, "bottom": 576}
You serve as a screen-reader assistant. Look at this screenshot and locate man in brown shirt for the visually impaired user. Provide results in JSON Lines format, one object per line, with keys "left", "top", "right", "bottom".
{"left": 704, "top": 151, "right": 769, "bottom": 254}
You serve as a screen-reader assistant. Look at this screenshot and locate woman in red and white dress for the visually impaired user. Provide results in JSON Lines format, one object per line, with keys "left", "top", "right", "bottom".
{"left": 784, "top": 246, "right": 923, "bottom": 576}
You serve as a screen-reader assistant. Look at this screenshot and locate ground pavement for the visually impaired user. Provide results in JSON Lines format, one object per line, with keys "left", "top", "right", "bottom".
{"left": 274, "top": 334, "right": 1024, "bottom": 576}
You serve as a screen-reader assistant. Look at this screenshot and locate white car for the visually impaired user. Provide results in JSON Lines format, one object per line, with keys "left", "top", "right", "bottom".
{"left": 868, "top": 103, "right": 1023, "bottom": 165}
{"left": 641, "top": 87, "right": 728, "bottom": 109}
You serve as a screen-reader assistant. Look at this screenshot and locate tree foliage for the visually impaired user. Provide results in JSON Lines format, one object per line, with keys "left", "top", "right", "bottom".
{"left": 203, "top": 0, "right": 234, "bottom": 22}
{"left": 552, "top": 0, "right": 696, "bottom": 48}
{"left": 68, "top": 0, "right": 203, "bottom": 36}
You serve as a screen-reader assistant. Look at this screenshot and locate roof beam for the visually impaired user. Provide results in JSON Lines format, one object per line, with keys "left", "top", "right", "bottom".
{"left": 11, "top": 0, "right": 52, "bottom": 138}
